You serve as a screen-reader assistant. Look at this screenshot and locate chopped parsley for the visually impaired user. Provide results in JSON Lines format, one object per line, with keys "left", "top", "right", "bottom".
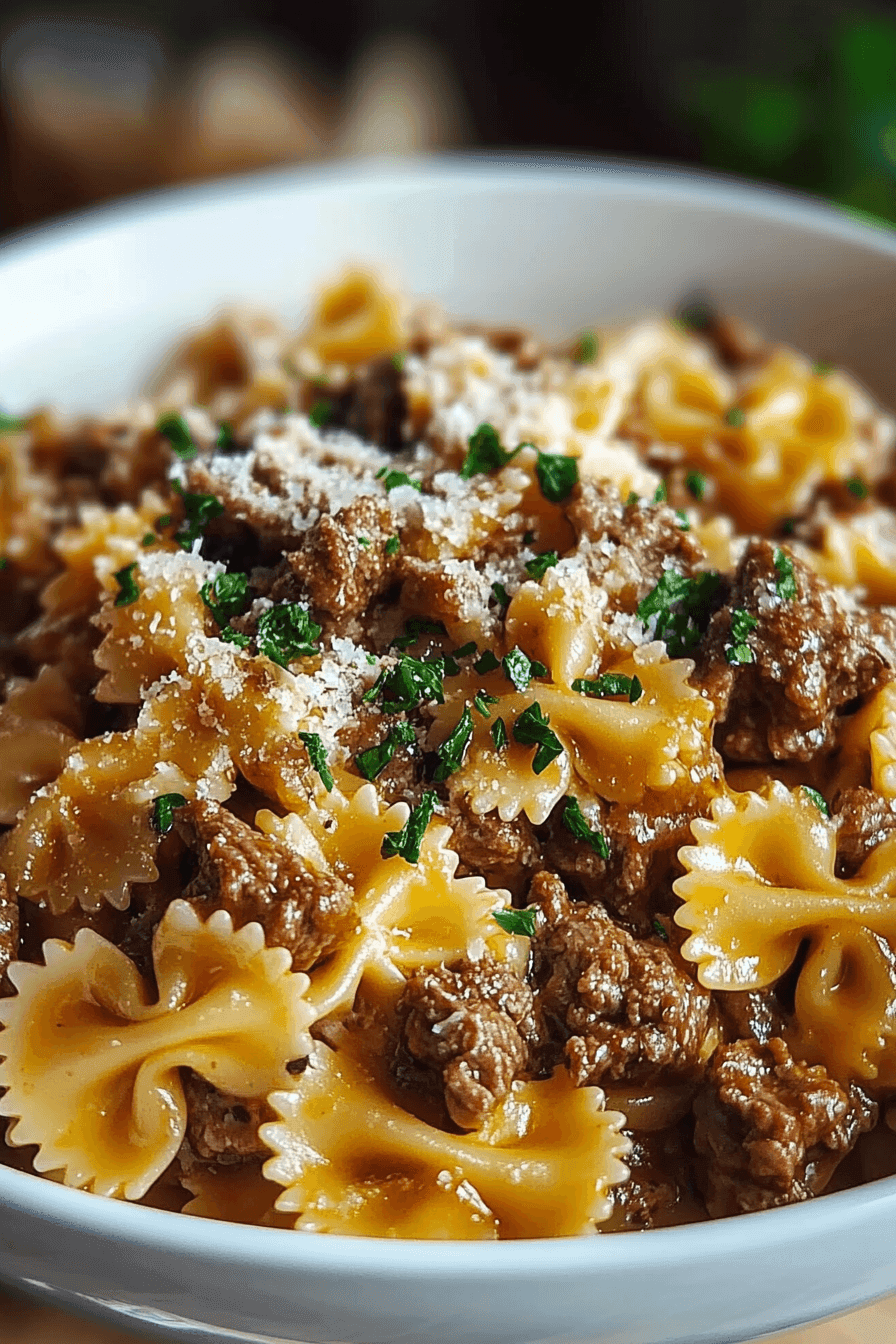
{"left": 512, "top": 702, "right": 564, "bottom": 774}
{"left": 141, "top": 532, "right": 156, "bottom": 547}
{"left": 157, "top": 414, "right": 196, "bottom": 460}
{"left": 452, "top": 641, "right": 477, "bottom": 660}
{"left": 357, "top": 536, "right": 370, "bottom": 548}
{"left": 846, "top": 477, "right": 868, "bottom": 499}
{"left": 156, "top": 513, "right": 172, "bottom": 529}
{"left": 561, "top": 796, "right": 609, "bottom": 859}
{"left": 637, "top": 568, "right": 721, "bottom": 658}
{"left": 675, "top": 296, "right": 715, "bottom": 331}
{"left": 813, "top": 361, "right": 833, "bottom": 376}
{"left": 152, "top": 792, "right": 187, "bottom": 834}
{"left": 725, "top": 608, "right": 759, "bottom": 665}
{"left": 355, "top": 721, "right": 416, "bottom": 781}
{"left": 652, "top": 918, "right": 669, "bottom": 942}
{"left": 0, "top": 557, "right": 8, "bottom": 571}
{"left": 773, "top": 547, "right": 797, "bottom": 600}
{"left": 724, "top": 407, "right": 746, "bottom": 427}
{"left": 200, "top": 571, "right": 250, "bottom": 626}
{"left": 256, "top": 603, "right": 321, "bottom": 667}
{"left": 433, "top": 705, "right": 474, "bottom": 781}
{"left": 364, "top": 655, "right": 447, "bottom": 713}
{"left": 573, "top": 331, "right": 598, "bottom": 364}
{"left": 216, "top": 422, "right": 237, "bottom": 453}
{"left": 381, "top": 790, "right": 437, "bottom": 864}
{"left": 392, "top": 617, "right": 448, "bottom": 651}
{"left": 572, "top": 672, "right": 643, "bottom": 703}
{"left": 802, "top": 785, "right": 830, "bottom": 816}
{"left": 525, "top": 550, "right": 559, "bottom": 580}
{"left": 460, "top": 423, "right": 520, "bottom": 479}
{"left": 173, "top": 483, "right": 225, "bottom": 550}
{"left": 502, "top": 647, "right": 547, "bottom": 692}
{"left": 385, "top": 534, "right": 401, "bottom": 555}
{"left": 474, "top": 649, "right": 501, "bottom": 675}
{"left": 493, "top": 907, "right": 537, "bottom": 936}
{"left": 491, "top": 581, "right": 511, "bottom": 609}
{"left": 676, "top": 510, "right": 690, "bottom": 531}
{"left": 0, "top": 412, "right": 25, "bottom": 432}
{"left": 490, "top": 716, "right": 508, "bottom": 750}
{"left": 379, "top": 469, "right": 422, "bottom": 492}
{"left": 535, "top": 451, "right": 578, "bottom": 503}
{"left": 113, "top": 562, "right": 140, "bottom": 607}
{"left": 308, "top": 399, "right": 333, "bottom": 427}
{"left": 625, "top": 490, "right": 640, "bottom": 507}
{"left": 473, "top": 690, "right": 500, "bottom": 717}
{"left": 522, "top": 530, "right": 536, "bottom": 545}
{"left": 391, "top": 351, "right": 406, "bottom": 371}
{"left": 299, "top": 731, "right": 334, "bottom": 792}
{"left": 654, "top": 480, "right": 668, "bottom": 503}
{"left": 219, "top": 626, "right": 251, "bottom": 648}
{"left": 685, "top": 470, "right": 707, "bottom": 500}
{"left": 781, "top": 517, "right": 796, "bottom": 537}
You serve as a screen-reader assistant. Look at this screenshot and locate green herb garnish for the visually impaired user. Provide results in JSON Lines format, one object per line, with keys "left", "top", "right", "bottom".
{"left": 385, "top": 534, "right": 401, "bottom": 555}
{"left": 433, "top": 706, "right": 474, "bottom": 781}
{"left": 572, "top": 672, "right": 643, "bottom": 703}
{"left": 561, "top": 796, "right": 609, "bottom": 858}
{"left": 355, "top": 721, "right": 416, "bottom": 781}
{"left": 452, "top": 641, "right": 477, "bottom": 660}
{"left": 379, "top": 469, "right": 422, "bottom": 492}
{"left": 725, "top": 608, "right": 759, "bottom": 666}
{"left": 676, "top": 510, "right": 690, "bottom": 531}
{"left": 724, "top": 407, "right": 746, "bottom": 427}
{"left": 813, "top": 361, "right": 833, "bottom": 376}
{"left": 474, "top": 650, "right": 501, "bottom": 675}
{"left": 625, "top": 490, "right": 640, "bottom": 507}
{"left": 654, "top": 480, "right": 668, "bottom": 503}
{"left": 523, "top": 530, "right": 536, "bottom": 545}
{"left": 652, "top": 918, "right": 669, "bottom": 942}
{"left": 392, "top": 617, "right": 448, "bottom": 651}
{"left": 157, "top": 414, "right": 196, "bottom": 461}
{"left": 219, "top": 626, "right": 251, "bottom": 648}
{"left": 173, "top": 483, "right": 225, "bottom": 550}
{"left": 513, "top": 702, "right": 564, "bottom": 774}
{"left": 502, "top": 647, "right": 547, "bottom": 692}
{"left": 773, "top": 547, "right": 797, "bottom": 600}
{"left": 676, "top": 297, "right": 715, "bottom": 331}
{"left": 113, "top": 562, "right": 140, "bottom": 607}
{"left": 637, "top": 568, "right": 722, "bottom": 658}
{"left": 0, "top": 558, "right": 8, "bottom": 571}
{"left": 216, "top": 422, "right": 236, "bottom": 452}
{"left": 357, "top": 536, "right": 370, "bottom": 548}
{"left": 201, "top": 571, "right": 250, "bottom": 626}
{"left": 473, "top": 690, "right": 500, "bottom": 717}
{"left": 460, "top": 423, "right": 520, "bottom": 479}
{"left": 491, "top": 581, "right": 510, "bottom": 608}
{"left": 685, "top": 470, "right": 706, "bottom": 500}
{"left": 309, "top": 399, "right": 333, "bottom": 427}
{"left": 299, "top": 731, "right": 334, "bottom": 792}
{"left": 846, "top": 477, "right": 868, "bottom": 499}
{"left": 152, "top": 792, "right": 188, "bottom": 834}
{"left": 490, "top": 716, "right": 508, "bottom": 750}
{"left": 363, "top": 655, "right": 447, "bottom": 714}
{"left": 256, "top": 603, "right": 321, "bottom": 667}
{"left": 525, "top": 550, "right": 559, "bottom": 580}
{"left": 573, "top": 331, "right": 598, "bottom": 364}
{"left": 381, "top": 790, "right": 437, "bottom": 864}
{"left": 391, "top": 351, "right": 406, "bottom": 371}
{"left": 141, "top": 532, "right": 156, "bottom": 547}
{"left": 0, "top": 412, "right": 25, "bottom": 432}
{"left": 492, "top": 907, "right": 537, "bottom": 936}
{"left": 802, "top": 785, "right": 830, "bottom": 816}
{"left": 535, "top": 451, "right": 578, "bottom": 503}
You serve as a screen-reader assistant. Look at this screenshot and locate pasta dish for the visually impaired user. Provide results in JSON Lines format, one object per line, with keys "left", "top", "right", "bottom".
{"left": 2, "top": 271, "right": 896, "bottom": 1237}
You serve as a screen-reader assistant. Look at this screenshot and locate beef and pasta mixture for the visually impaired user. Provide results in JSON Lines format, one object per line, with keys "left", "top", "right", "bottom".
{"left": 2, "top": 271, "right": 896, "bottom": 1237}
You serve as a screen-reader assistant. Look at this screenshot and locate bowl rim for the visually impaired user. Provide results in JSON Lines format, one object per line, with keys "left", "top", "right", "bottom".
{"left": 2, "top": 150, "right": 896, "bottom": 1269}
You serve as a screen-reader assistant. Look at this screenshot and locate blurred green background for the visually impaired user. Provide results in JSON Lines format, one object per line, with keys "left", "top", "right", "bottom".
{"left": 1, "top": 0, "right": 896, "bottom": 232}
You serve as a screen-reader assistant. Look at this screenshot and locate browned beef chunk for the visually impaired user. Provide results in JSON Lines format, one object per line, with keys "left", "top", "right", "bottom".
{"left": 328, "top": 356, "right": 409, "bottom": 450}
{"left": 394, "top": 956, "right": 539, "bottom": 1130}
{"left": 833, "top": 785, "right": 896, "bottom": 878}
{"left": 175, "top": 799, "right": 352, "bottom": 971}
{"left": 716, "top": 989, "right": 786, "bottom": 1046}
{"left": 566, "top": 482, "right": 710, "bottom": 606}
{"left": 0, "top": 873, "right": 18, "bottom": 989}
{"left": 448, "top": 799, "right": 542, "bottom": 900}
{"left": 693, "top": 1037, "right": 877, "bottom": 1217}
{"left": 609, "top": 1127, "right": 705, "bottom": 1231}
{"left": 529, "top": 871, "right": 716, "bottom": 1087}
{"left": 540, "top": 795, "right": 701, "bottom": 935}
{"left": 285, "top": 495, "right": 398, "bottom": 623}
{"left": 698, "top": 540, "right": 896, "bottom": 762}
{"left": 182, "top": 1071, "right": 273, "bottom": 1166}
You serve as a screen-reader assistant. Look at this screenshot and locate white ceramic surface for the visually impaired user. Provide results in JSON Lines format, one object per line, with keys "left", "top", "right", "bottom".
{"left": 2, "top": 155, "right": 896, "bottom": 1344}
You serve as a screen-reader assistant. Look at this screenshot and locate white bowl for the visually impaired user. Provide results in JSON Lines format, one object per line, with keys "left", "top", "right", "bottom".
{"left": 2, "top": 155, "right": 896, "bottom": 1344}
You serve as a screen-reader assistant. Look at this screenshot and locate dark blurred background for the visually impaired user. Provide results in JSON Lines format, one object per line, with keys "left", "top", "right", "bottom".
{"left": 2, "top": 1, "right": 896, "bottom": 234}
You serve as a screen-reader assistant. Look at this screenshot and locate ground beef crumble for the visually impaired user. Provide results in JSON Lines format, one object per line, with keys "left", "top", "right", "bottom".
{"left": 528, "top": 871, "right": 717, "bottom": 1087}
{"left": 175, "top": 799, "right": 353, "bottom": 971}
{"left": 833, "top": 785, "right": 896, "bottom": 877}
{"left": 285, "top": 494, "right": 398, "bottom": 624}
{"left": 393, "top": 955, "right": 539, "bottom": 1130}
{"left": 693, "top": 1037, "right": 877, "bottom": 1217}
{"left": 181, "top": 1071, "right": 275, "bottom": 1166}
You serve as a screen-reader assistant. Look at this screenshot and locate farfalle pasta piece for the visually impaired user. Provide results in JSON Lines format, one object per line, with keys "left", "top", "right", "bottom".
{"left": 0, "top": 901, "right": 316, "bottom": 1200}
{"left": 833, "top": 683, "right": 896, "bottom": 801}
{"left": 503, "top": 568, "right": 605, "bottom": 687}
{"left": 151, "top": 308, "right": 291, "bottom": 426}
{"left": 291, "top": 268, "right": 407, "bottom": 370}
{"left": 0, "top": 666, "right": 81, "bottom": 823}
{"left": 2, "top": 675, "right": 234, "bottom": 913}
{"left": 435, "top": 642, "right": 717, "bottom": 825}
{"left": 261, "top": 1036, "right": 630, "bottom": 1238}
{"left": 259, "top": 783, "right": 518, "bottom": 1020}
{"left": 798, "top": 509, "right": 896, "bottom": 605}
{"left": 674, "top": 783, "right": 896, "bottom": 1087}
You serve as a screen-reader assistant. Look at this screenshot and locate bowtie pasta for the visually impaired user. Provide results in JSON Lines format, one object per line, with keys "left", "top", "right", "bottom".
{"left": 4, "top": 271, "right": 896, "bottom": 1235}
